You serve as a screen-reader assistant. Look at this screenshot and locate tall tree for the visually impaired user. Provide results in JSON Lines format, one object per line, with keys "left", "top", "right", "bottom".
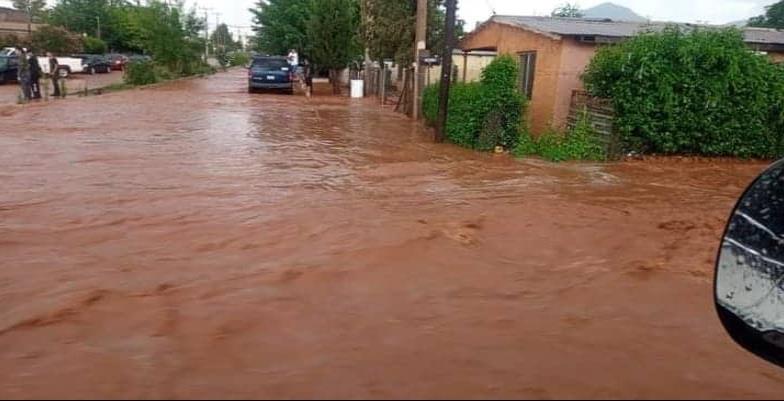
{"left": 749, "top": 0, "right": 784, "bottom": 28}
{"left": 49, "top": 0, "right": 130, "bottom": 50}
{"left": 12, "top": 0, "right": 47, "bottom": 34}
{"left": 361, "top": 0, "right": 463, "bottom": 65}
{"left": 551, "top": 3, "right": 584, "bottom": 18}
{"left": 308, "top": 0, "right": 361, "bottom": 93}
{"left": 249, "top": 0, "right": 311, "bottom": 55}
{"left": 211, "top": 23, "right": 240, "bottom": 52}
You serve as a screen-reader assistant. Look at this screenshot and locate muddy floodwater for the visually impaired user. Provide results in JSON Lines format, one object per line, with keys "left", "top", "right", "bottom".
{"left": 1, "top": 70, "right": 783, "bottom": 399}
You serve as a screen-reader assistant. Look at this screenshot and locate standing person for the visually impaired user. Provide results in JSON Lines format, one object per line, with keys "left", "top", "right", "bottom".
{"left": 47, "top": 52, "right": 61, "bottom": 98}
{"left": 16, "top": 47, "right": 31, "bottom": 102}
{"left": 303, "top": 59, "right": 314, "bottom": 98}
{"left": 287, "top": 49, "right": 299, "bottom": 72}
{"left": 29, "top": 52, "right": 42, "bottom": 100}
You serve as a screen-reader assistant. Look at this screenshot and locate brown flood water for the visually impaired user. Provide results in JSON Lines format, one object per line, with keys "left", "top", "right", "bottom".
{"left": 0, "top": 70, "right": 783, "bottom": 399}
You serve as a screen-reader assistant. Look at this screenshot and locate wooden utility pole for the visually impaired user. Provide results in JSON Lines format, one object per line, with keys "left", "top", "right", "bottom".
{"left": 412, "top": 0, "right": 427, "bottom": 120}
{"left": 435, "top": 0, "right": 457, "bottom": 142}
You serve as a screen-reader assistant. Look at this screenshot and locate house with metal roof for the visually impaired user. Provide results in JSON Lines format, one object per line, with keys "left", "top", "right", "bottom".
{"left": 460, "top": 15, "right": 784, "bottom": 134}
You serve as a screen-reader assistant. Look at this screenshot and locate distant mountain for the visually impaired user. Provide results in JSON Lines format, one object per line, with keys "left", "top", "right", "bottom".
{"left": 582, "top": 2, "right": 646, "bottom": 22}
{"left": 726, "top": 19, "right": 749, "bottom": 28}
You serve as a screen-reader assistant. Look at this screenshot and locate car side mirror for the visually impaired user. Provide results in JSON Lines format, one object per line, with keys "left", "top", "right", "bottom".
{"left": 716, "top": 159, "right": 784, "bottom": 368}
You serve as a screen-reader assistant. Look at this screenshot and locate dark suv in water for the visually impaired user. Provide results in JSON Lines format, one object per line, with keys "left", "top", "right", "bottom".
{"left": 248, "top": 56, "right": 293, "bottom": 94}
{"left": 0, "top": 55, "right": 18, "bottom": 84}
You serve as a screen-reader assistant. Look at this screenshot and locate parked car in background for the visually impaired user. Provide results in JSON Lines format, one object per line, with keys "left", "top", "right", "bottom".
{"left": 3, "top": 47, "right": 84, "bottom": 78}
{"left": 127, "top": 54, "right": 152, "bottom": 64}
{"left": 107, "top": 53, "right": 128, "bottom": 71}
{"left": 248, "top": 56, "right": 293, "bottom": 94}
{"left": 0, "top": 55, "right": 19, "bottom": 84}
{"left": 75, "top": 54, "right": 112, "bottom": 74}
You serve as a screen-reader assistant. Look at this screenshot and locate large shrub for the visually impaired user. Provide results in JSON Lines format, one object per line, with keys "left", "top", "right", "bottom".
{"left": 513, "top": 109, "right": 607, "bottom": 162}
{"left": 583, "top": 27, "right": 784, "bottom": 158}
{"left": 31, "top": 26, "right": 83, "bottom": 55}
{"left": 423, "top": 55, "right": 526, "bottom": 150}
{"left": 84, "top": 37, "right": 108, "bottom": 54}
{"left": 124, "top": 61, "right": 158, "bottom": 86}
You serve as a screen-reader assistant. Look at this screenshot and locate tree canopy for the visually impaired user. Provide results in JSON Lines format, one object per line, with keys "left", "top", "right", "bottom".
{"left": 749, "top": 0, "right": 784, "bottom": 29}
{"left": 11, "top": 0, "right": 48, "bottom": 23}
{"left": 551, "top": 3, "right": 584, "bottom": 18}
{"left": 308, "top": 0, "right": 361, "bottom": 92}
{"left": 250, "top": 0, "right": 311, "bottom": 56}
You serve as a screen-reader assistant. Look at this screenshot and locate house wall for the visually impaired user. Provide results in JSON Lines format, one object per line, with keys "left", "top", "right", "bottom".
{"left": 768, "top": 51, "right": 784, "bottom": 64}
{"left": 461, "top": 22, "right": 564, "bottom": 135}
{"left": 553, "top": 39, "right": 600, "bottom": 129}
{"left": 423, "top": 52, "right": 497, "bottom": 85}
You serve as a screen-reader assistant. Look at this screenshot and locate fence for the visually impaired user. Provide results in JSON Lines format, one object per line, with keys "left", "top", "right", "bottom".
{"left": 567, "top": 90, "right": 622, "bottom": 159}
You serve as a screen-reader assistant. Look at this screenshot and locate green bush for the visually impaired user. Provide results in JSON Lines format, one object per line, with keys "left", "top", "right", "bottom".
{"left": 513, "top": 110, "right": 607, "bottom": 162}
{"left": 423, "top": 55, "right": 526, "bottom": 151}
{"left": 31, "top": 26, "right": 83, "bottom": 55}
{"left": 228, "top": 51, "right": 251, "bottom": 67}
{"left": 84, "top": 37, "right": 108, "bottom": 54}
{"left": 583, "top": 27, "right": 784, "bottom": 158}
{"left": 124, "top": 61, "right": 158, "bottom": 86}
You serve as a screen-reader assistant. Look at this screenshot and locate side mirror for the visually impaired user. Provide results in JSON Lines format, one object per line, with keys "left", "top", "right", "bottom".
{"left": 716, "top": 159, "right": 784, "bottom": 367}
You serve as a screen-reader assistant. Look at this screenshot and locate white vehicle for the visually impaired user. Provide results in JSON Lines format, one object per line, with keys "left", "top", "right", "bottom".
{"left": 1, "top": 47, "right": 86, "bottom": 78}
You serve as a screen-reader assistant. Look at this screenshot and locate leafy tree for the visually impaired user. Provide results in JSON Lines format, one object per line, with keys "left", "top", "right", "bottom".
{"left": 361, "top": 0, "right": 464, "bottom": 65}
{"left": 250, "top": 0, "right": 311, "bottom": 56}
{"left": 551, "top": 3, "right": 584, "bottom": 18}
{"left": 11, "top": 0, "right": 48, "bottom": 24}
{"left": 84, "top": 36, "right": 108, "bottom": 53}
{"left": 49, "top": 0, "right": 131, "bottom": 51}
{"left": 211, "top": 23, "right": 241, "bottom": 53}
{"left": 749, "top": 0, "right": 784, "bottom": 28}
{"left": 308, "top": 0, "right": 361, "bottom": 93}
{"left": 30, "top": 25, "right": 84, "bottom": 54}
{"left": 122, "top": 1, "right": 206, "bottom": 75}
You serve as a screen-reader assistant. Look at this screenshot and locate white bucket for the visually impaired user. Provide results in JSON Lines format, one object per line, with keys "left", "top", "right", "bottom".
{"left": 350, "top": 79, "right": 364, "bottom": 98}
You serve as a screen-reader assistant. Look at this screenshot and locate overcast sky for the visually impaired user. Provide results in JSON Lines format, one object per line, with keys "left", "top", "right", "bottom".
{"left": 0, "top": 0, "right": 777, "bottom": 37}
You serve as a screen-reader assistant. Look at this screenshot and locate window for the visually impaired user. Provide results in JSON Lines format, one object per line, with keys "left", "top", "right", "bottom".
{"left": 251, "top": 58, "right": 290, "bottom": 71}
{"left": 519, "top": 51, "right": 537, "bottom": 100}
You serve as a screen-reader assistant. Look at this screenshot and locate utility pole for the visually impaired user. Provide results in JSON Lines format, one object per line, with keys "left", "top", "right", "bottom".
{"left": 436, "top": 0, "right": 457, "bottom": 142}
{"left": 96, "top": 16, "right": 101, "bottom": 40}
{"left": 412, "top": 0, "right": 427, "bottom": 120}
{"left": 199, "top": 7, "right": 212, "bottom": 61}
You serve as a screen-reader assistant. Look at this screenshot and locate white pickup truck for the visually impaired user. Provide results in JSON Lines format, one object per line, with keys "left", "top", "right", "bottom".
{"left": 1, "top": 47, "right": 86, "bottom": 78}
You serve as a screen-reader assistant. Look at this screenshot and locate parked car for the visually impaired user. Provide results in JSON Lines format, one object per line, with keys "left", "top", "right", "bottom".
{"left": 0, "top": 55, "right": 18, "bottom": 84}
{"left": 2, "top": 48, "right": 83, "bottom": 78}
{"left": 75, "top": 54, "right": 112, "bottom": 74}
{"left": 107, "top": 53, "right": 128, "bottom": 71}
{"left": 248, "top": 56, "right": 293, "bottom": 94}
{"left": 127, "top": 54, "right": 152, "bottom": 64}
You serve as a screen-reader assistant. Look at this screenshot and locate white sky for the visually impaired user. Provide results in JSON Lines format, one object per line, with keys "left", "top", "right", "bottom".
{"left": 0, "top": 0, "right": 776, "bottom": 37}
{"left": 184, "top": 0, "right": 773, "bottom": 39}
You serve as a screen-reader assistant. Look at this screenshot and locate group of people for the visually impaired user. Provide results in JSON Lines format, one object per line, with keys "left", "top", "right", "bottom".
{"left": 16, "top": 47, "right": 62, "bottom": 102}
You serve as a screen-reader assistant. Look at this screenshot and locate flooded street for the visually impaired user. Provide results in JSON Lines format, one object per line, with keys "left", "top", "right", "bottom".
{"left": 1, "top": 69, "right": 783, "bottom": 399}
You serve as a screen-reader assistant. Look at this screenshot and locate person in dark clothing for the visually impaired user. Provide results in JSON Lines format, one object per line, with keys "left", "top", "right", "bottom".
{"left": 29, "top": 53, "right": 42, "bottom": 99}
{"left": 302, "top": 59, "right": 314, "bottom": 98}
{"left": 47, "top": 53, "right": 61, "bottom": 98}
{"left": 17, "top": 47, "right": 31, "bottom": 102}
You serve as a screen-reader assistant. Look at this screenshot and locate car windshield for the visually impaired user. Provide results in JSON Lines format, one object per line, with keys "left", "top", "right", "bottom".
{"left": 252, "top": 59, "right": 289, "bottom": 71}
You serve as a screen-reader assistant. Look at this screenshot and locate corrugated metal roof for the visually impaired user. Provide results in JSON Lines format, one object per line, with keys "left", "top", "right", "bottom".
{"left": 743, "top": 27, "right": 784, "bottom": 45}
{"left": 488, "top": 15, "right": 784, "bottom": 45}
